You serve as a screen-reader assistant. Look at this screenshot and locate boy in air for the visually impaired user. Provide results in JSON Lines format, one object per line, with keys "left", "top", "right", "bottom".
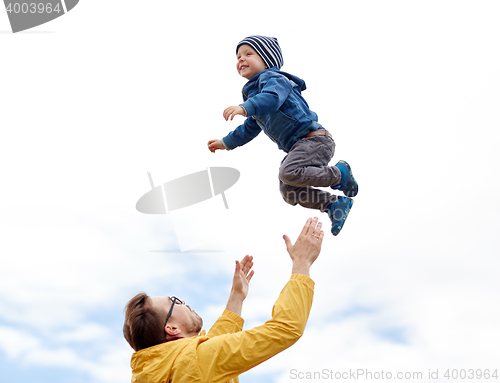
{"left": 208, "top": 35, "right": 358, "bottom": 235}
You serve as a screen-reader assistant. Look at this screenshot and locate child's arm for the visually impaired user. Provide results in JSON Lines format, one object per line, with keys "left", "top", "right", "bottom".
{"left": 208, "top": 113, "right": 262, "bottom": 153}
{"left": 241, "top": 73, "right": 292, "bottom": 117}
{"left": 223, "top": 106, "right": 246, "bottom": 121}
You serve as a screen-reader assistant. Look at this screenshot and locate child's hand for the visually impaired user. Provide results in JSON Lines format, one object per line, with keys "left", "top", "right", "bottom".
{"left": 223, "top": 105, "right": 245, "bottom": 121}
{"left": 207, "top": 139, "right": 225, "bottom": 153}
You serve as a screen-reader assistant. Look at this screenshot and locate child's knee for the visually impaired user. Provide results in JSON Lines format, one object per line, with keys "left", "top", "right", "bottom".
{"left": 279, "top": 166, "right": 299, "bottom": 185}
{"left": 279, "top": 183, "right": 299, "bottom": 205}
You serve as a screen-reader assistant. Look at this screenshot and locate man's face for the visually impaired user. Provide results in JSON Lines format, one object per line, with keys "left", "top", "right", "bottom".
{"left": 236, "top": 44, "right": 268, "bottom": 80}
{"left": 151, "top": 296, "right": 203, "bottom": 336}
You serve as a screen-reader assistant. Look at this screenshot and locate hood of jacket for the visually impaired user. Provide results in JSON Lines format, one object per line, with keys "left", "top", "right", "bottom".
{"left": 244, "top": 67, "right": 307, "bottom": 93}
{"left": 130, "top": 338, "right": 196, "bottom": 382}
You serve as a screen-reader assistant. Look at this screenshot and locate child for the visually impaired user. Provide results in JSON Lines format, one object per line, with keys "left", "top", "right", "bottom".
{"left": 208, "top": 35, "right": 358, "bottom": 236}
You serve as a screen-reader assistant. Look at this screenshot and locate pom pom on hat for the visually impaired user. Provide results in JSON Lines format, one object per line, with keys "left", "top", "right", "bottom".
{"left": 236, "top": 35, "right": 284, "bottom": 69}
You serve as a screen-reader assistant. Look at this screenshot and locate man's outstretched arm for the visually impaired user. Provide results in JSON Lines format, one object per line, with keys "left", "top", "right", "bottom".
{"left": 198, "top": 217, "right": 324, "bottom": 383}
{"left": 206, "top": 255, "right": 254, "bottom": 338}
{"left": 226, "top": 255, "right": 254, "bottom": 317}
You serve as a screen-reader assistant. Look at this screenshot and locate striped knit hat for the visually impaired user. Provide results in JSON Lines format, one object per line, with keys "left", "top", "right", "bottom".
{"left": 236, "top": 35, "right": 284, "bottom": 69}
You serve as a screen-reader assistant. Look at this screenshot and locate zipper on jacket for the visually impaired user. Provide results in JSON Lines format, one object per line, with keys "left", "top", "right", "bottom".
{"left": 254, "top": 116, "right": 288, "bottom": 153}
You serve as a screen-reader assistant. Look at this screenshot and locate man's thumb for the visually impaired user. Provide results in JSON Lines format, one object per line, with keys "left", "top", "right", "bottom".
{"left": 283, "top": 235, "right": 292, "bottom": 250}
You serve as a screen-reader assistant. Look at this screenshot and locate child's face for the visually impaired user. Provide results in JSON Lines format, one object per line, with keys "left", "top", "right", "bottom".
{"left": 236, "top": 44, "right": 268, "bottom": 80}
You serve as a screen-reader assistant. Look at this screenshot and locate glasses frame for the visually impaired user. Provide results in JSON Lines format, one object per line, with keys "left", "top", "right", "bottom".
{"left": 164, "top": 296, "right": 183, "bottom": 327}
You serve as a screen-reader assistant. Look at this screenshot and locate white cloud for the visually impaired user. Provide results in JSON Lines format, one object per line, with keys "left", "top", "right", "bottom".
{"left": 0, "top": 327, "right": 40, "bottom": 359}
{"left": 56, "top": 323, "right": 111, "bottom": 343}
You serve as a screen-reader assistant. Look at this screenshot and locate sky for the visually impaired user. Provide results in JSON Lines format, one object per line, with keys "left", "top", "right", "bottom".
{"left": 1, "top": 1, "right": 499, "bottom": 382}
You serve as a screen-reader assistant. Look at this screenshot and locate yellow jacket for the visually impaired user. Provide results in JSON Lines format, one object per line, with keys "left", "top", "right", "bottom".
{"left": 130, "top": 274, "right": 314, "bottom": 383}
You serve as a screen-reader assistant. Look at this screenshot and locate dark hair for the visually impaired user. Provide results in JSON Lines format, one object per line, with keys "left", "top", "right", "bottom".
{"left": 123, "top": 293, "right": 166, "bottom": 351}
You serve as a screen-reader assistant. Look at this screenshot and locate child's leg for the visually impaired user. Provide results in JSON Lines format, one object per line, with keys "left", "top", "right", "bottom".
{"left": 279, "top": 135, "right": 341, "bottom": 188}
{"left": 279, "top": 182, "right": 337, "bottom": 212}
{"left": 279, "top": 135, "right": 339, "bottom": 211}
{"left": 279, "top": 134, "right": 355, "bottom": 235}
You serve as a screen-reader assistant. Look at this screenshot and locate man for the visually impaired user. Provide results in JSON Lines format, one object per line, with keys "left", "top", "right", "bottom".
{"left": 123, "top": 217, "right": 324, "bottom": 382}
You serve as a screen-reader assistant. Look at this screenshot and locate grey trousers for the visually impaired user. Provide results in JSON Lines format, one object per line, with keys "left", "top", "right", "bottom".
{"left": 279, "top": 134, "right": 342, "bottom": 212}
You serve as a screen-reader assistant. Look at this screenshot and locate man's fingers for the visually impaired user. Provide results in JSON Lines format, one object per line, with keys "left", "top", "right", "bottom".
{"left": 240, "top": 254, "right": 251, "bottom": 266}
{"left": 317, "top": 230, "right": 324, "bottom": 244}
{"left": 311, "top": 221, "right": 322, "bottom": 237}
{"left": 247, "top": 270, "right": 255, "bottom": 283}
{"left": 309, "top": 217, "right": 319, "bottom": 235}
{"left": 243, "top": 260, "right": 253, "bottom": 273}
{"left": 307, "top": 217, "right": 321, "bottom": 237}
{"left": 301, "top": 218, "right": 312, "bottom": 235}
{"left": 239, "top": 255, "right": 254, "bottom": 276}
{"left": 299, "top": 217, "right": 315, "bottom": 237}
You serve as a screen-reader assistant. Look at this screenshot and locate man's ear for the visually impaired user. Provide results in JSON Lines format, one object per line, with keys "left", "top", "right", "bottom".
{"left": 165, "top": 325, "right": 181, "bottom": 337}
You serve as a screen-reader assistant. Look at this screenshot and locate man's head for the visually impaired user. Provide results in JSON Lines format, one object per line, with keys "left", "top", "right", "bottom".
{"left": 123, "top": 293, "right": 203, "bottom": 352}
{"left": 235, "top": 35, "right": 283, "bottom": 79}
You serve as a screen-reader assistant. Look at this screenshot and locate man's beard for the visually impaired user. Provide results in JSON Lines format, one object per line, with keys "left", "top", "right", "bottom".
{"left": 187, "top": 312, "right": 203, "bottom": 334}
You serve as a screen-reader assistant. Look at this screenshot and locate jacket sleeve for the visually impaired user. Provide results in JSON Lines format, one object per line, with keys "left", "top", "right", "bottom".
{"left": 206, "top": 309, "right": 244, "bottom": 338}
{"left": 195, "top": 274, "right": 315, "bottom": 383}
{"left": 221, "top": 116, "right": 261, "bottom": 150}
{"left": 240, "top": 73, "right": 293, "bottom": 117}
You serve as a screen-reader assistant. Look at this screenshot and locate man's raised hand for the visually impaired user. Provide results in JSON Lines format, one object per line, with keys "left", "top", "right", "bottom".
{"left": 232, "top": 255, "right": 255, "bottom": 301}
{"left": 283, "top": 217, "right": 324, "bottom": 277}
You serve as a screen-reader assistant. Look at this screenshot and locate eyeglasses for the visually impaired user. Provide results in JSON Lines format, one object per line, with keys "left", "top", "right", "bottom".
{"left": 164, "top": 296, "right": 183, "bottom": 326}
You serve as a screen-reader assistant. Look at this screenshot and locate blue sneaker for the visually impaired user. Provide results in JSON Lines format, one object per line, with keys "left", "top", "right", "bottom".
{"left": 326, "top": 196, "right": 353, "bottom": 236}
{"left": 331, "top": 160, "right": 358, "bottom": 197}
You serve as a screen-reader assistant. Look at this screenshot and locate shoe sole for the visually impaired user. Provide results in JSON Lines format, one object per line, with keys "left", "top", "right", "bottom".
{"left": 337, "top": 160, "right": 358, "bottom": 198}
{"left": 331, "top": 198, "right": 354, "bottom": 236}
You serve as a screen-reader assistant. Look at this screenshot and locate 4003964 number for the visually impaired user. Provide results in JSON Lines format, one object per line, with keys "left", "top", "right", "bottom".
{"left": 5, "top": 2, "right": 62, "bottom": 14}
{"left": 444, "top": 369, "right": 498, "bottom": 380}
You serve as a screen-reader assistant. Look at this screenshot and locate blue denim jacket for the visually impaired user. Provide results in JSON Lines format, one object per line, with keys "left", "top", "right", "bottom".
{"left": 222, "top": 68, "right": 322, "bottom": 153}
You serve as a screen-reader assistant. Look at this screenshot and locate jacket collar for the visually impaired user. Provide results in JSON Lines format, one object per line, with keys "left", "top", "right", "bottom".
{"left": 243, "top": 67, "right": 307, "bottom": 91}
{"left": 163, "top": 336, "right": 184, "bottom": 343}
